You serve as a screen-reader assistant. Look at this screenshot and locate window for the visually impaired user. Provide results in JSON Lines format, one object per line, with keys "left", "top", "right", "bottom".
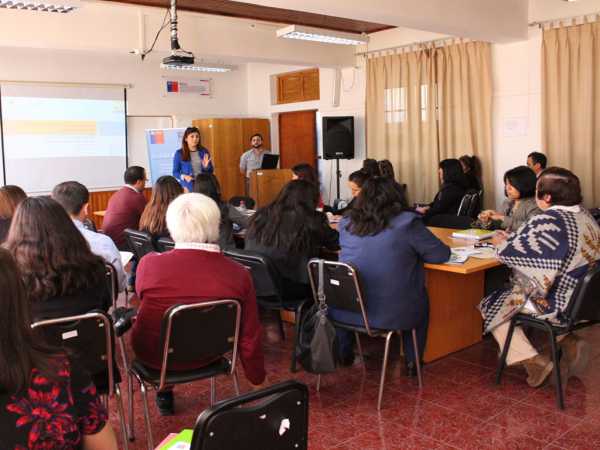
{"left": 384, "top": 85, "right": 437, "bottom": 123}
{"left": 277, "top": 69, "right": 320, "bottom": 104}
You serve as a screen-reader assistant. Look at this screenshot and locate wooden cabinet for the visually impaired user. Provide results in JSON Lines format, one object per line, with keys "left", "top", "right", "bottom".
{"left": 192, "top": 118, "right": 270, "bottom": 200}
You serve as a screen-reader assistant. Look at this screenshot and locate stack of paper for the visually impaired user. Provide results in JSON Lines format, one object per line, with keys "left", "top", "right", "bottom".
{"left": 451, "top": 229, "right": 495, "bottom": 240}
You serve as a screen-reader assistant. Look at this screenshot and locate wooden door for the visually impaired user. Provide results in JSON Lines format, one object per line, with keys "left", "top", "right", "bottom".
{"left": 278, "top": 110, "right": 317, "bottom": 170}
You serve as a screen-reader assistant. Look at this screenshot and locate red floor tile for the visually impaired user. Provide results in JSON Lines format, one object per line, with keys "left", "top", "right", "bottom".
{"left": 342, "top": 425, "right": 445, "bottom": 450}
{"left": 425, "top": 358, "right": 494, "bottom": 385}
{"left": 431, "top": 385, "right": 516, "bottom": 419}
{"left": 447, "top": 420, "right": 550, "bottom": 450}
{"left": 549, "top": 421, "right": 600, "bottom": 450}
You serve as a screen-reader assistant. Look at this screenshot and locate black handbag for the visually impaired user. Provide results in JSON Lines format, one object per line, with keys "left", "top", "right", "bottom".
{"left": 296, "top": 259, "right": 338, "bottom": 374}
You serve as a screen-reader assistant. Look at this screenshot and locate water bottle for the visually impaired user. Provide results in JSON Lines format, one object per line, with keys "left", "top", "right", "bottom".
{"left": 239, "top": 201, "right": 247, "bottom": 215}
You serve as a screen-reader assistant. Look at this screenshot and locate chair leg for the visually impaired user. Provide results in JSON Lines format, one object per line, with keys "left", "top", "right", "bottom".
{"left": 210, "top": 377, "right": 216, "bottom": 405}
{"left": 377, "top": 332, "right": 394, "bottom": 411}
{"left": 355, "top": 332, "right": 366, "bottom": 373}
{"left": 277, "top": 312, "right": 286, "bottom": 341}
{"left": 495, "top": 319, "right": 517, "bottom": 386}
{"left": 316, "top": 374, "right": 322, "bottom": 391}
{"left": 127, "top": 370, "right": 135, "bottom": 442}
{"left": 549, "top": 330, "right": 565, "bottom": 410}
{"left": 114, "top": 383, "right": 129, "bottom": 450}
{"left": 412, "top": 329, "right": 423, "bottom": 388}
{"left": 102, "top": 393, "right": 109, "bottom": 411}
{"left": 137, "top": 379, "right": 154, "bottom": 450}
{"left": 232, "top": 371, "right": 240, "bottom": 397}
{"left": 290, "top": 302, "right": 307, "bottom": 374}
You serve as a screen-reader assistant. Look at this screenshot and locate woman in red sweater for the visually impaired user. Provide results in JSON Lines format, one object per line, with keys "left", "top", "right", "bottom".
{"left": 130, "top": 193, "right": 267, "bottom": 415}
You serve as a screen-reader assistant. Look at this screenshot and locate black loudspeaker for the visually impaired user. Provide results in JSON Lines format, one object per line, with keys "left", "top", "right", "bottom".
{"left": 323, "top": 116, "right": 354, "bottom": 160}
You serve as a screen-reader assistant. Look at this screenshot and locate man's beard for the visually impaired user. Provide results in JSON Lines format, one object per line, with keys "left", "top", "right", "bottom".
{"left": 252, "top": 144, "right": 261, "bottom": 148}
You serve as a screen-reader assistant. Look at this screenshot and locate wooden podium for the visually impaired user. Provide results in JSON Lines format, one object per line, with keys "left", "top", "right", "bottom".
{"left": 249, "top": 169, "right": 293, "bottom": 208}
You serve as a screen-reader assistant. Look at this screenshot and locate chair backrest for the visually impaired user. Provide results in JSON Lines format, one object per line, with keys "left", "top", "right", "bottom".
{"left": 457, "top": 191, "right": 479, "bottom": 218}
{"left": 157, "top": 300, "right": 241, "bottom": 389}
{"left": 32, "top": 311, "right": 116, "bottom": 395}
{"left": 105, "top": 263, "right": 119, "bottom": 309}
{"left": 223, "top": 248, "right": 285, "bottom": 305}
{"left": 229, "top": 196, "right": 255, "bottom": 210}
{"left": 307, "top": 259, "right": 374, "bottom": 335}
{"left": 83, "top": 218, "right": 97, "bottom": 232}
{"left": 123, "top": 228, "right": 157, "bottom": 261}
{"left": 565, "top": 265, "right": 600, "bottom": 323}
{"left": 191, "top": 380, "right": 309, "bottom": 450}
{"left": 157, "top": 237, "right": 176, "bottom": 253}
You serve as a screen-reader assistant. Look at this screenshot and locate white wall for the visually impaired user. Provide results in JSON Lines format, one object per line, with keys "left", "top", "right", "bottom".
{"left": 247, "top": 62, "right": 367, "bottom": 203}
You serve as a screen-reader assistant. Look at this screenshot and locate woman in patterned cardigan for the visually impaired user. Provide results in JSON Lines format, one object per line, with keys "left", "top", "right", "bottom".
{"left": 479, "top": 167, "right": 600, "bottom": 388}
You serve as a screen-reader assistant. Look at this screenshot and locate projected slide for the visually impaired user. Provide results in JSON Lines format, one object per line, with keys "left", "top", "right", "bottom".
{"left": 0, "top": 85, "right": 127, "bottom": 193}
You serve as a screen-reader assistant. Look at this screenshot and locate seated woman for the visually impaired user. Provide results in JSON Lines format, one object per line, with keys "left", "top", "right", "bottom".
{"left": 416, "top": 159, "right": 467, "bottom": 224}
{"left": 362, "top": 158, "right": 382, "bottom": 176}
{"left": 131, "top": 193, "right": 267, "bottom": 415}
{"left": 139, "top": 175, "right": 184, "bottom": 241}
{"left": 193, "top": 173, "right": 247, "bottom": 249}
{"left": 292, "top": 163, "right": 324, "bottom": 210}
{"left": 479, "top": 168, "right": 600, "bottom": 387}
{"left": 459, "top": 155, "right": 481, "bottom": 191}
{"left": 378, "top": 159, "right": 396, "bottom": 181}
{"left": 330, "top": 177, "right": 451, "bottom": 374}
{"left": 245, "top": 179, "right": 340, "bottom": 301}
{"left": 475, "top": 166, "right": 540, "bottom": 233}
{"left": 0, "top": 248, "right": 118, "bottom": 450}
{"left": 333, "top": 169, "right": 372, "bottom": 216}
{"left": 0, "top": 185, "right": 27, "bottom": 244}
{"left": 4, "top": 197, "right": 111, "bottom": 320}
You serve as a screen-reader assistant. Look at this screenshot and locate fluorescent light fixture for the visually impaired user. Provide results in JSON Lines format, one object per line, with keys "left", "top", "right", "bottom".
{"left": 277, "top": 25, "right": 369, "bottom": 45}
{"left": 160, "top": 63, "right": 238, "bottom": 72}
{"left": 0, "top": 0, "right": 81, "bottom": 12}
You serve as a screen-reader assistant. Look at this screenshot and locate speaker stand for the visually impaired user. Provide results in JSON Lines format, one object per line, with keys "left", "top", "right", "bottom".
{"left": 336, "top": 159, "right": 342, "bottom": 200}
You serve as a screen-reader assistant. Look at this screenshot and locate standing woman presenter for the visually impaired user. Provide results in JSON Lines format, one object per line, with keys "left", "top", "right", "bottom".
{"left": 172, "top": 127, "right": 214, "bottom": 191}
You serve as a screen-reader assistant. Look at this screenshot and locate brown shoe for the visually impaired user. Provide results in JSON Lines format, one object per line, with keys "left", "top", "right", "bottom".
{"left": 560, "top": 333, "right": 590, "bottom": 377}
{"left": 523, "top": 354, "right": 554, "bottom": 388}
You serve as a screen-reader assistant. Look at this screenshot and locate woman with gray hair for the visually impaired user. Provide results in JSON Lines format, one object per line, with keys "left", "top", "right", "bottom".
{"left": 130, "top": 193, "right": 267, "bottom": 415}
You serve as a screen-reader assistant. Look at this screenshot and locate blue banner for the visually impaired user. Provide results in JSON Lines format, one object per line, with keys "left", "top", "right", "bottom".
{"left": 145, "top": 128, "right": 186, "bottom": 187}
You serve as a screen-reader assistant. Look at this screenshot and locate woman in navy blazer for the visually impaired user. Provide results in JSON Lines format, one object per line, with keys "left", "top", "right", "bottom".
{"left": 172, "top": 127, "right": 214, "bottom": 191}
{"left": 330, "top": 177, "right": 451, "bottom": 375}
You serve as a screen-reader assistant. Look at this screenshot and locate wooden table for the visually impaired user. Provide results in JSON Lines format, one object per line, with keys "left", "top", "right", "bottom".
{"left": 327, "top": 224, "right": 501, "bottom": 362}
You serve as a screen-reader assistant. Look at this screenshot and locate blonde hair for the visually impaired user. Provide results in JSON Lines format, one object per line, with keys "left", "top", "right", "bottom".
{"left": 166, "top": 193, "right": 220, "bottom": 244}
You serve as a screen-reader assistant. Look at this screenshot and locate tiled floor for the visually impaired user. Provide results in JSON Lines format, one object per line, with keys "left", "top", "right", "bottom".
{"left": 108, "top": 291, "right": 600, "bottom": 449}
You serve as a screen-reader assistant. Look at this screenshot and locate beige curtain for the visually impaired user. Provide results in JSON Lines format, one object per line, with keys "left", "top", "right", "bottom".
{"left": 542, "top": 18, "right": 600, "bottom": 208}
{"left": 366, "top": 41, "right": 493, "bottom": 207}
{"left": 366, "top": 47, "right": 439, "bottom": 204}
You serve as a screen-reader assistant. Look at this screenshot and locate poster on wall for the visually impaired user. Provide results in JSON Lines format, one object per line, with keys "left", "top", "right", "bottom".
{"left": 145, "top": 128, "right": 186, "bottom": 186}
{"left": 163, "top": 78, "right": 211, "bottom": 98}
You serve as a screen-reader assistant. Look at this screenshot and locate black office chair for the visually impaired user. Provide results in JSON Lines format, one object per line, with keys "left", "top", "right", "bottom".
{"left": 223, "top": 248, "right": 313, "bottom": 373}
{"left": 457, "top": 190, "right": 479, "bottom": 218}
{"left": 32, "top": 311, "right": 129, "bottom": 449}
{"left": 191, "top": 380, "right": 309, "bottom": 450}
{"left": 83, "top": 218, "right": 97, "bottom": 232}
{"left": 157, "top": 237, "right": 176, "bottom": 252}
{"left": 495, "top": 265, "right": 600, "bottom": 410}
{"left": 123, "top": 228, "right": 157, "bottom": 261}
{"left": 230, "top": 196, "right": 256, "bottom": 210}
{"left": 129, "top": 300, "right": 242, "bottom": 449}
{"left": 307, "top": 259, "right": 423, "bottom": 411}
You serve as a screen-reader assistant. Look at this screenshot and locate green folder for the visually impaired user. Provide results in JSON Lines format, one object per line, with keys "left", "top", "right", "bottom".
{"left": 159, "top": 429, "right": 193, "bottom": 450}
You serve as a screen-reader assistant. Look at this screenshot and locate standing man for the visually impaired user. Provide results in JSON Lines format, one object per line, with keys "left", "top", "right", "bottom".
{"left": 526, "top": 152, "right": 547, "bottom": 178}
{"left": 239, "top": 134, "right": 271, "bottom": 196}
{"left": 52, "top": 181, "right": 128, "bottom": 294}
{"left": 102, "top": 166, "right": 148, "bottom": 292}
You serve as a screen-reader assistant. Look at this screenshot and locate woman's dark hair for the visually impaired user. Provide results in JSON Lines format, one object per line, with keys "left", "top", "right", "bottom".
{"left": 378, "top": 160, "right": 395, "bottom": 180}
{"left": 292, "top": 163, "right": 319, "bottom": 185}
{"left": 504, "top": 166, "right": 537, "bottom": 199}
{"left": 180, "top": 127, "right": 202, "bottom": 162}
{"left": 439, "top": 159, "right": 467, "bottom": 188}
{"left": 0, "top": 248, "right": 62, "bottom": 396}
{"left": 348, "top": 169, "right": 372, "bottom": 188}
{"left": 4, "top": 197, "right": 105, "bottom": 302}
{"left": 537, "top": 167, "right": 582, "bottom": 206}
{"left": 345, "top": 177, "right": 412, "bottom": 238}
{"left": 246, "top": 179, "right": 328, "bottom": 254}
{"left": 192, "top": 173, "right": 231, "bottom": 225}
{"left": 140, "top": 176, "right": 184, "bottom": 235}
{"left": 459, "top": 155, "right": 480, "bottom": 177}
{"left": 362, "top": 158, "right": 382, "bottom": 176}
{"left": 0, "top": 185, "right": 27, "bottom": 221}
